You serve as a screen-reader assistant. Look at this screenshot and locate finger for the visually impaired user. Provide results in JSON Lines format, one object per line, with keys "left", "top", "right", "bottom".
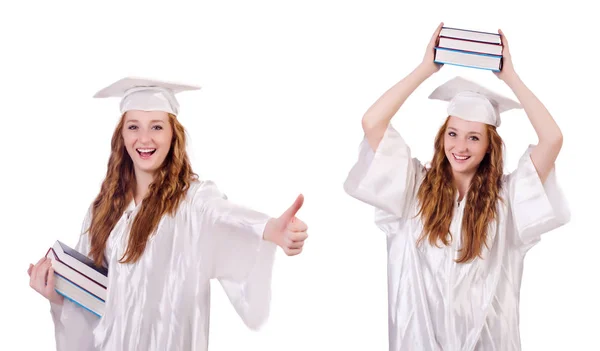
{"left": 279, "top": 194, "right": 304, "bottom": 222}
{"left": 284, "top": 248, "right": 303, "bottom": 256}
{"left": 498, "top": 29, "right": 509, "bottom": 48}
{"left": 428, "top": 22, "right": 444, "bottom": 47}
{"left": 31, "top": 257, "right": 46, "bottom": 284}
{"left": 28, "top": 265, "right": 36, "bottom": 288}
{"left": 430, "top": 22, "right": 444, "bottom": 41}
{"left": 289, "top": 231, "right": 309, "bottom": 242}
{"left": 36, "top": 259, "right": 51, "bottom": 289}
{"left": 288, "top": 218, "right": 308, "bottom": 232}
{"left": 27, "top": 264, "right": 33, "bottom": 276}
{"left": 288, "top": 240, "right": 305, "bottom": 250}
{"left": 45, "top": 267, "right": 57, "bottom": 295}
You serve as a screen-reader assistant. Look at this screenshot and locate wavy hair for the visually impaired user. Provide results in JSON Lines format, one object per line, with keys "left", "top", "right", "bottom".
{"left": 87, "top": 113, "right": 197, "bottom": 266}
{"left": 416, "top": 116, "right": 504, "bottom": 263}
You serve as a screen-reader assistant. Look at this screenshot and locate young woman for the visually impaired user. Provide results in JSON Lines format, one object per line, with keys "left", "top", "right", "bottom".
{"left": 343, "top": 23, "right": 570, "bottom": 350}
{"left": 27, "top": 77, "right": 309, "bottom": 351}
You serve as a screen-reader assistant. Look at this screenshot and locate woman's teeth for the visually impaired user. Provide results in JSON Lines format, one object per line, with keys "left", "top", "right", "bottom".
{"left": 136, "top": 148, "right": 156, "bottom": 156}
{"left": 453, "top": 154, "right": 470, "bottom": 160}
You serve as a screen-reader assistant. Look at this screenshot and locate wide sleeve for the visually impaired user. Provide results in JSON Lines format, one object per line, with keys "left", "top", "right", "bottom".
{"left": 192, "top": 181, "right": 277, "bottom": 329}
{"left": 50, "top": 205, "right": 102, "bottom": 351}
{"left": 506, "top": 145, "right": 571, "bottom": 248}
{"left": 343, "top": 124, "right": 425, "bottom": 222}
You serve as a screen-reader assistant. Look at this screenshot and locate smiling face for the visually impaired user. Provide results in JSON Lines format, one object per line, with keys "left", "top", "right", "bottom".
{"left": 443, "top": 116, "right": 490, "bottom": 176}
{"left": 121, "top": 110, "right": 173, "bottom": 178}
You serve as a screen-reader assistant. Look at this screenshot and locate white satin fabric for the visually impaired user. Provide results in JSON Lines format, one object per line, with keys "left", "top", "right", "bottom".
{"left": 49, "top": 180, "right": 277, "bottom": 351}
{"left": 343, "top": 125, "right": 570, "bottom": 350}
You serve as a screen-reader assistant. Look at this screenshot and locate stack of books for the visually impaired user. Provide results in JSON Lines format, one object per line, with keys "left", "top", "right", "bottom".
{"left": 45, "top": 240, "right": 108, "bottom": 317}
{"left": 434, "top": 27, "right": 503, "bottom": 72}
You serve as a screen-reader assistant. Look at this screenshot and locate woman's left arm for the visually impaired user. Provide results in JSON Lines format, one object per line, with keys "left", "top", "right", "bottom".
{"left": 495, "top": 29, "right": 564, "bottom": 183}
{"left": 193, "top": 181, "right": 308, "bottom": 329}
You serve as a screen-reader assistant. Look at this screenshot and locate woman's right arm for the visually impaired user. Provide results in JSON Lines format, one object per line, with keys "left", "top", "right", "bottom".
{"left": 362, "top": 22, "right": 444, "bottom": 151}
{"left": 28, "top": 206, "right": 100, "bottom": 350}
{"left": 344, "top": 23, "right": 444, "bottom": 222}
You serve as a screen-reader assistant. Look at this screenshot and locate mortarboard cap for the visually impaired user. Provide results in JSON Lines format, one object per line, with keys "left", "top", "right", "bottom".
{"left": 93, "top": 77, "right": 201, "bottom": 116}
{"left": 428, "top": 76, "right": 522, "bottom": 127}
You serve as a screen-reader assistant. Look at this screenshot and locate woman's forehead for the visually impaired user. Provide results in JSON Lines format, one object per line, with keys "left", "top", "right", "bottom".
{"left": 124, "top": 110, "right": 170, "bottom": 121}
{"left": 447, "top": 116, "right": 486, "bottom": 133}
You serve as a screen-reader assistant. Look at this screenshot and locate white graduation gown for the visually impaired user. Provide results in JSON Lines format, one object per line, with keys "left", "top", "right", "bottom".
{"left": 49, "top": 180, "right": 277, "bottom": 351}
{"left": 343, "top": 125, "right": 570, "bottom": 351}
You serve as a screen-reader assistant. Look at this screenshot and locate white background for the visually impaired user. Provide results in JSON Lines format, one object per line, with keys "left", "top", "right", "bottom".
{"left": 1, "top": 0, "right": 598, "bottom": 350}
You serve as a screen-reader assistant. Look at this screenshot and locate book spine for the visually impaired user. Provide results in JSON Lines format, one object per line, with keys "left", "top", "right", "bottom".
{"left": 55, "top": 290, "right": 102, "bottom": 318}
{"left": 436, "top": 46, "right": 501, "bottom": 56}
{"left": 442, "top": 26, "right": 500, "bottom": 37}
{"left": 55, "top": 271, "right": 106, "bottom": 302}
{"left": 440, "top": 28, "right": 501, "bottom": 44}
{"left": 439, "top": 36, "right": 503, "bottom": 46}
{"left": 434, "top": 47, "right": 502, "bottom": 58}
{"left": 52, "top": 261, "right": 107, "bottom": 300}
{"left": 433, "top": 60, "right": 501, "bottom": 72}
{"left": 433, "top": 49, "right": 501, "bottom": 72}
{"left": 51, "top": 250, "right": 107, "bottom": 289}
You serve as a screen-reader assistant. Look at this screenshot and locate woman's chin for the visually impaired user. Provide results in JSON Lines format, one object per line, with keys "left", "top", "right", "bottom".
{"left": 449, "top": 161, "right": 477, "bottom": 174}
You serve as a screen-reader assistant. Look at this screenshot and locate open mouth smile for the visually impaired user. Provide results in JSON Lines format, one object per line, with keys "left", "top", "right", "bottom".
{"left": 136, "top": 148, "right": 156, "bottom": 159}
{"left": 452, "top": 153, "right": 470, "bottom": 161}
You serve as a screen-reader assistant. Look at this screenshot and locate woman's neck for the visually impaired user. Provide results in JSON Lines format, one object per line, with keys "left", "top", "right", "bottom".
{"left": 134, "top": 171, "right": 155, "bottom": 206}
{"left": 452, "top": 171, "right": 474, "bottom": 202}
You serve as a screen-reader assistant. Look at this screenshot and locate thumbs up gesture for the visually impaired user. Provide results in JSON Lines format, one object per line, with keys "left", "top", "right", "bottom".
{"left": 263, "top": 194, "right": 308, "bottom": 256}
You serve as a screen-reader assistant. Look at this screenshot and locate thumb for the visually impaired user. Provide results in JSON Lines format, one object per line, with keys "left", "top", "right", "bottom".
{"left": 27, "top": 264, "right": 33, "bottom": 276}
{"left": 279, "top": 194, "right": 304, "bottom": 222}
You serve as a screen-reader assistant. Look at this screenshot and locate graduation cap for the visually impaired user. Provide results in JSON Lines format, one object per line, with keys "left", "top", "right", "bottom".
{"left": 428, "top": 76, "right": 522, "bottom": 127}
{"left": 93, "top": 77, "right": 201, "bottom": 116}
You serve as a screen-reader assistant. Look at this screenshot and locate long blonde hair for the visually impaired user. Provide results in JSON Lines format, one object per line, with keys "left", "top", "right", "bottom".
{"left": 416, "top": 117, "right": 504, "bottom": 263}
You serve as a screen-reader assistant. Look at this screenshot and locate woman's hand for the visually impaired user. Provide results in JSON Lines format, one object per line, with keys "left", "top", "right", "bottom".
{"left": 28, "top": 257, "right": 64, "bottom": 305}
{"left": 494, "top": 29, "right": 518, "bottom": 81}
{"left": 263, "top": 195, "right": 308, "bottom": 256}
{"left": 419, "top": 22, "right": 445, "bottom": 77}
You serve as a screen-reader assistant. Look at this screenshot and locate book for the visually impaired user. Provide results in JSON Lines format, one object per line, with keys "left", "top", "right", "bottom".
{"left": 50, "top": 240, "right": 108, "bottom": 288}
{"left": 53, "top": 273, "right": 105, "bottom": 317}
{"left": 438, "top": 37, "right": 502, "bottom": 56}
{"left": 434, "top": 47, "right": 502, "bottom": 72}
{"left": 46, "top": 247, "right": 107, "bottom": 301}
{"left": 439, "top": 27, "right": 501, "bottom": 45}
{"left": 45, "top": 240, "right": 108, "bottom": 317}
